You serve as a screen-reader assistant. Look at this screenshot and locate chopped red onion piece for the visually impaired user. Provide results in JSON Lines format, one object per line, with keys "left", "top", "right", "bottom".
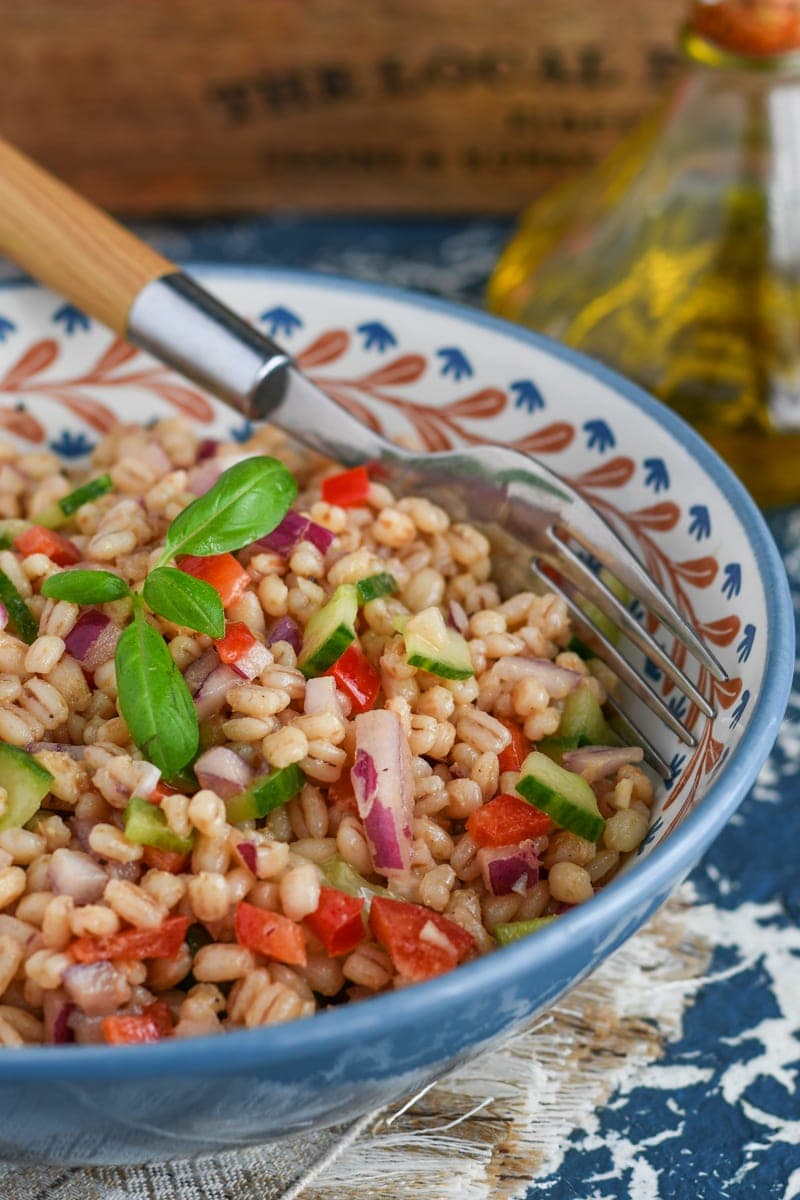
{"left": 196, "top": 438, "right": 220, "bottom": 461}
{"left": 195, "top": 746, "right": 254, "bottom": 798}
{"left": 0, "top": 601, "right": 7, "bottom": 632}
{"left": 303, "top": 520, "right": 335, "bottom": 554}
{"left": 266, "top": 617, "right": 302, "bottom": 654}
{"left": 304, "top": 676, "right": 337, "bottom": 716}
{"left": 236, "top": 841, "right": 257, "bottom": 873}
{"left": 477, "top": 840, "right": 540, "bottom": 896}
{"left": 63, "top": 961, "right": 132, "bottom": 1016}
{"left": 183, "top": 647, "right": 220, "bottom": 696}
{"left": 448, "top": 599, "right": 469, "bottom": 634}
{"left": 230, "top": 640, "right": 271, "bottom": 681}
{"left": 27, "top": 741, "right": 86, "bottom": 760}
{"left": 194, "top": 664, "right": 243, "bottom": 719}
{"left": 259, "top": 510, "right": 311, "bottom": 556}
{"left": 104, "top": 860, "right": 141, "bottom": 883}
{"left": 48, "top": 848, "right": 108, "bottom": 904}
{"left": 68, "top": 1012, "right": 108, "bottom": 1044}
{"left": 562, "top": 745, "right": 644, "bottom": 783}
{"left": 64, "top": 610, "right": 121, "bottom": 671}
{"left": 351, "top": 710, "right": 414, "bottom": 876}
{"left": 44, "top": 990, "right": 75, "bottom": 1044}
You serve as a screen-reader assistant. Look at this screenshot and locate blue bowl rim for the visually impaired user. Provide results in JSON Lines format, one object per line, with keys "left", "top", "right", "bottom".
{"left": 0, "top": 264, "right": 792, "bottom": 1081}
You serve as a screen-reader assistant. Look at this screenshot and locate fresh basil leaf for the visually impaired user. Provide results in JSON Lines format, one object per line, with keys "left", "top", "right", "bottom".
{"left": 41, "top": 569, "right": 131, "bottom": 605}
{"left": 162, "top": 456, "right": 297, "bottom": 561}
{"left": 143, "top": 567, "right": 224, "bottom": 638}
{"left": 115, "top": 609, "right": 199, "bottom": 777}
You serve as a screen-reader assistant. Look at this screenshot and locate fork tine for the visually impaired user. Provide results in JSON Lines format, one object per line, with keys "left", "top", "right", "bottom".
{"left": 602, "top": 694, "right": 672, "bottom": 780}
{"left": 557, "top": 509, "right": 728, "bottom": 684}
{"left": 529, "top": 564, "right": 698, "bottom": 747}
{"left": 542, "top": 535, "right": 715, "bottom": 720}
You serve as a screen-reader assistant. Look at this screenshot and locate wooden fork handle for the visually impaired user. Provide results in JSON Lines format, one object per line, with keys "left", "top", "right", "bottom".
{"left": 0, "top": 136, "right": 174, "bottom": 334}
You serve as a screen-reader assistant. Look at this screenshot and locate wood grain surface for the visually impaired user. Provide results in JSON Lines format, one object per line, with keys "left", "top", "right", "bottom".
{"left": 0, "top": 0, "right": 686, "bottom": 215}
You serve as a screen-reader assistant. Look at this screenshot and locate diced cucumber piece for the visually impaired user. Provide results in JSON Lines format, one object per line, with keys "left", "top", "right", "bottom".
{"left": 559, "top": 686, "right": 617, "bottom": 746}
{"left": 124, "top": 795, "right": 195, "bottom": 854}
{"left": 321, "top": 857, "right": 391, "bottom": 903}
{"left": 226, "top": 763, "right": 305, "bottom": 825}
{"left": 403, "top": 606, "right": 473, "bottom": 680}
{"left": 298, "top": 584, "right": 358, "bottom": 677}
{"left": 495, "top": 916, "right": 557, "bottom": 946}
{"left": 576, "top": 567, "right": 633, "bottom": 646}
{"left": 0, "top": 744, "right": 54, "bottom": 831}
{"left": 535, "top": 736, "right": 582, "bottom": 765}
{"left": 34, "top": 474, "right": 113, "bottom": 529}
{"left": 567, "top": 634, "right": 593, "bottom": 661}
{"left": 0, "top": 520, "right": 31, "bottom": 550}
{"left": 356, "top": 572, "right": 398, "bottom": 604}
{"left": 516, "top": 750, "right": 606, "bottom": 842}
{"left": 0, "top": 571, "right": 38, "bottom": 644}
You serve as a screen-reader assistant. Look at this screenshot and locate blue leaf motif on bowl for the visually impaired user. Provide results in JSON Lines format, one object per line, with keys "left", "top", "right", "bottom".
{"left": 730, "top": 688, "right": 750, "bottom": 729}
{"left": 356, "top": 321, "right": 397, "bottom": 352}
{"left": 666, "top": 752, "right": 686, "bottom": 789}
{"left": 510, "top": 379, "right": 545, "bottom": 412}
{"left": 49, "top": 430, "right": 95, "bottom": 458}
{"left": 0, "top": 315, "right": 16, "bottom": 342}
{"left": 52, "top": 303, "right": 91, "bottom": 334}
{"left": 259, "top": 306, "right": 303, "bottom": 338}
{"left": 583, "top": 419, "right": 615, "bottom": 452}
{"left": 722, "top": 563, "right": 742, "bottom": 599}
{"left": 435, "top": 347, "right": 472, "bottom": 380}
{"left": 230, "top": 419, "right": 254, "bottom": 443}
{"left": 643, "top": 457, "right": 669, "bottom": 493}
{"left": 737, "top": 623, "right": 756, "bottom": 663}
{"left": 688, "top": 504, "right": 711, "bottom": 541}
{"left": 668, "top": 693, "right": 688, "bottom": 721}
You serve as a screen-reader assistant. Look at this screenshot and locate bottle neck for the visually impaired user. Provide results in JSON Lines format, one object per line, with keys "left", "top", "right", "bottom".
{"left": 685, "top": 1, "right": 800, "bottom": 71}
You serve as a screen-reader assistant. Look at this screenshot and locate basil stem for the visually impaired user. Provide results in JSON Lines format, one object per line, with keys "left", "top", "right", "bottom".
{"left": 159, "top": 456, "right": 297, "bottom": 564}
{"left": 41, "top": 569, "right": 132, "bottom": 605}
{"left": 115, "top": 601, "right": 199, "bottom": 777}
{"left": 143, "top": 567, "right": 224, "bottom": 639}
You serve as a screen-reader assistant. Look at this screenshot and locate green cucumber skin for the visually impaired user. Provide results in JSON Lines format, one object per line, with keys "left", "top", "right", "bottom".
{"left": 0, "top": 572, "right": 38, "bottom": 644}
{"left": 406, "top": 651, "right": 474, "bottom": 681}
{"left": 517, "top": 774, "right": 605, "bottom": 842}
{"left": 0, "top": 744, "right": 53, "bottom": 832}
{"left": 226, "top": 764, "right": 305, "bottom": 824}
{"left": 356, "top": 573, "right": 398, "bottom": 604}
{"left": 123, "top": 796, "right": 194, "bottom": 854}
{"left": 300, "top": 625, "right": 355, "bottom": 677}
{"left": 495, "top": 916, "right": 557, "bottom": 946}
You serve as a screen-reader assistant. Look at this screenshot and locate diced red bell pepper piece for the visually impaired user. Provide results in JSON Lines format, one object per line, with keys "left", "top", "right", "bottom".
{"left": 141, "top": 845, "right": 190, "bottom": 874}
{"left": 467, "top": 792, "right": 553, "bottom": 848}
{"left": 149, "top": 780, "right": 183, "bottom": 806}
{"left": 326, "top": 643, "right": 380, "bottom": 714}
{"left": 321, "top": 466, "right": 370, "bottom": 508}
{"left": 176, "top": 553, "right": 250, "bottom": 609}
{"left": 14, "top": 525, "right": 80, "bottom": 567}
{"left": 305, "top": 886, "right": 365, "bottom": 956}
{"left": 142, "top": 999, "right": 174, "bottom": 1038}
{"left": 325, "top": 775, "right": 358, "bottom": 815}
{"left": 102, "top": 1012, "right": 161, "bottom": 1045}
{"left": 496, "top": 720, "right": 531, "bottom": 774}
{"left": 234, "top": 901, "right": 307, "bottom": 966}
{"left": 369, "top": 896, "right": 474, "bottom": 982}
{"left": 215, "top": 620, "right": 258, "bottom": 664}
{"left": 70, "top": 914, "right": 190, "bottom": 964}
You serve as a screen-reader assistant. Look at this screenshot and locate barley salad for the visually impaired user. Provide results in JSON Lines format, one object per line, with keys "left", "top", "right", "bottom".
{"left": 0, "top": 419, "right": 652, "bottom": 1047}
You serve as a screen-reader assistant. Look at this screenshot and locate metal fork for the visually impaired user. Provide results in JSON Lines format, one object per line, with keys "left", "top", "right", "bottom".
{"left": 0, "top": 138, "right": 725, "bottom": 774}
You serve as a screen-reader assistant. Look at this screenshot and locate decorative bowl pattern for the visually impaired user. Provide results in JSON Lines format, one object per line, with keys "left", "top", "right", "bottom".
{"left": 0, "top": 268, "right": 791, "bottom": 1166}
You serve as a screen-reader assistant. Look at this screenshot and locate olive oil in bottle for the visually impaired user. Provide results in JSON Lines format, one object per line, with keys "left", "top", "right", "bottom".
{"left": 487, "top": 1, "right": 800, "bottom": 507}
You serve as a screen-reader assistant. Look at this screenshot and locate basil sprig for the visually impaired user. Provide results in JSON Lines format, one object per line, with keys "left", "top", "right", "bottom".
{"left": 115, "top": 602, "right": 199, "bottom": 777}
{"left": 159, "top": 456, "right": 297, "bottom": 564}
{"left": 143, "top": 568, "right": 224, "bottom": 639}
{"left": 37, "top": 455, "right": 296, "bottom": 776}
{"left": 41, "top": 570, "right": 132, "bottom": 605}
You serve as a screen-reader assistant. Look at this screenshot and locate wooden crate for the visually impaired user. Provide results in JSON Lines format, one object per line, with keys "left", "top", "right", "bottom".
{"left": 0, "top": 0, "right": 687, "bottom": 215}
